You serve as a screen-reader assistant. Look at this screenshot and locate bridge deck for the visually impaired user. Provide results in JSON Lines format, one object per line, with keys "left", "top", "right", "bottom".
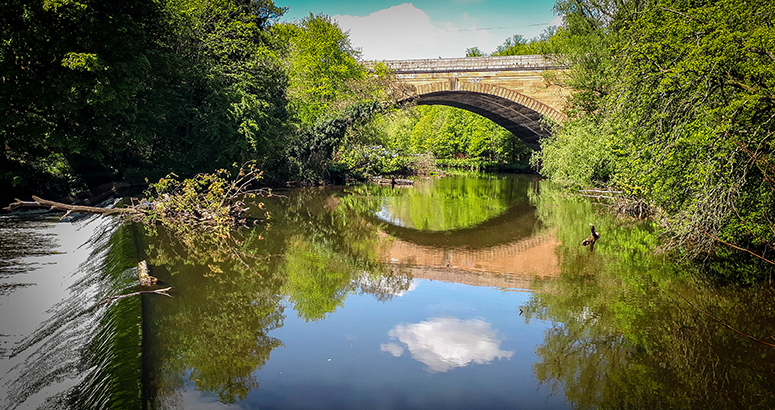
{"left": 365, "top": 55, "right": 563, "bottom": 74}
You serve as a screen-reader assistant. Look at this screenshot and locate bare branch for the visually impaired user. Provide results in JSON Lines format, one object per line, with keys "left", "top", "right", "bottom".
{"left": 677, "top": 291, "right": 775, "bottom": 348}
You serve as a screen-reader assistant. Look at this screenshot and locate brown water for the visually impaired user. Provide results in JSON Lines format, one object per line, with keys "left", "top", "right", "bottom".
{"left": 1, "top": 174, "right": 774, "bottom": 409}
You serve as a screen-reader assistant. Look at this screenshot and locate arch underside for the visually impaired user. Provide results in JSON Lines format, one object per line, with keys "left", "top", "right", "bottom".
{"left": 414, "top": 91, "right": 551, "bottom": 151}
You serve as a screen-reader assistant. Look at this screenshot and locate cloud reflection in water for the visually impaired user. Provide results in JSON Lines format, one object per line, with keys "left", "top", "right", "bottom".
{"left": 380, "top": 317, "right": 514, "bottom": 372}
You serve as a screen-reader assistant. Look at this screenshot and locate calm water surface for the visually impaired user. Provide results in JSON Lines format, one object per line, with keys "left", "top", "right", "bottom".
{"left": 1, "top": 174, "right": 774, "bottom": 409}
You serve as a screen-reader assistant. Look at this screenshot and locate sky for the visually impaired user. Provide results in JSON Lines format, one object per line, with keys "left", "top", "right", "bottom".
{"left": 276, "top": 0, "right": 561, "bottom": 61}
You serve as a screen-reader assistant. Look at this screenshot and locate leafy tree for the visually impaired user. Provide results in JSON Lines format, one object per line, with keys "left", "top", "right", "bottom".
{"left": 0, "top": 0, "right": 290, "bottom": 199}
{"left": 379, "top": 105, "right": 530, "bottom": 164}
{"left": 465, "top": 47, "right": 485, "bottom": 57}
{"left": 275, "top": 13, "right": 366, "bottom": 127}
{"left": 606, "top": 0, "right": 775, "bottom": 258}
{"left": 273, "top": 14, "right": 394, "bottom": 184}
{"left": 534, "top": 0, "right": 775, "bottom": 266}
{"left": 0, "top": 0, "right": 170, "bottom": 195}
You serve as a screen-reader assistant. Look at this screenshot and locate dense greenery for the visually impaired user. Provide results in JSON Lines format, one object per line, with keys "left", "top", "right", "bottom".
{"left": 1, "top": 0, "right": 290, "bottom": 198}
{"left": 533, "top": 0, "right": 775, "bottom": 266}
{"left": 347, "top": 105, "right": 533, "bottom": 178}
{"left": 0, "top": 1, "right": 387, "bottom": 200}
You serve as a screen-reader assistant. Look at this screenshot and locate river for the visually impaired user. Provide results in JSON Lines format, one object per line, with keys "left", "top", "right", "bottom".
{"left": 1, "top": 174, "right": 774, "bottom": 409}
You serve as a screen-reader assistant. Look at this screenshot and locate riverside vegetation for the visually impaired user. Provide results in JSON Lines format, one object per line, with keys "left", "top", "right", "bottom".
{"left": 459, "top": 0, "right": 774, "bottom": 281}
{"left": 529, "top": 0, "right": 775, "bottom": 281}
{"left": 2, "top": 0, "right": 774, "bottom": 282}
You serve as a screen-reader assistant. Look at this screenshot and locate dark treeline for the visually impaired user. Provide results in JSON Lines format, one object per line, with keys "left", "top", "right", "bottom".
{"left": 0, "top": 0, "right": 387, "bottom": 202}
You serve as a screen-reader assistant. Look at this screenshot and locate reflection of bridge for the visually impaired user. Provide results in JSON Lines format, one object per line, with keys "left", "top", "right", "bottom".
{"left": 378, "top": 201, "right": 538, "bottom": 249}
{"left": 380, "top": 230, "right": 560, "bottom": 289}
{"left": 367, "top": 55, "right": 569, "bottom": 150}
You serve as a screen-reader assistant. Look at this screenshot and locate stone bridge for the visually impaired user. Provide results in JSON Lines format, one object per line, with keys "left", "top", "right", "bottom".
{"left": 366, "top": 55, "right": 569, "bottom": 150}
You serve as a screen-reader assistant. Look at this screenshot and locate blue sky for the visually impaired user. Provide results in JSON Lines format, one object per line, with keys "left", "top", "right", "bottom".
{"left": 276, "top": 1, "right": 560, "bottom": 60}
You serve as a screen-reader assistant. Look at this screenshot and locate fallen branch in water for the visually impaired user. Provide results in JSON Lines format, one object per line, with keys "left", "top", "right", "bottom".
{"left": 4, "top": 196, "right": 139, "bottom": 218}
{"left": 102, "top": 287, "right": 174, "bottom": 306}
{"left": 4, "top": 162, "right": 272, "bottom": 234}
{"left": 677, "top": 291, "right": 775, "bottom": 348}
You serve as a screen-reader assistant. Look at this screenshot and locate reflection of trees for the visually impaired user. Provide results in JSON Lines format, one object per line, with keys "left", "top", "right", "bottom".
{"left": 148, "top": 245, "right": 285, "bottom": 405}
{"left": 361, "top": 175, "right": 527, "bottom": 231}
{"left": 143, "top": 185, "right": 414, "bottom": 405}
{"left": 525, "top": 181, "right": 775, "bottom": 409}
{"left": 140, "top": 212, "right": 283, "bottom": 405}
{"left": 278, "top": 187, "right": 412, "bottom": 321}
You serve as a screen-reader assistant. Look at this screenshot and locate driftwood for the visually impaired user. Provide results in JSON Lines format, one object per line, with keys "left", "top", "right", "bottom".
{"left": 373, "top": 177, "right": 414, "bottom": 186}
{"left": 101, "top": 287, "right": 173, "bottom": 306}
{"left": 579, "top": 189, "right": 653, "bottom": 220}
{"left": 4, "top": 196, "right": 141, "bottom": 219}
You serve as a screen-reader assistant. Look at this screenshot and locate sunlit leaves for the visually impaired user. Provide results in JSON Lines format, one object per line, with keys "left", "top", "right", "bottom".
{"left": 538, "top": 0, "right": 775, "bottom": 263}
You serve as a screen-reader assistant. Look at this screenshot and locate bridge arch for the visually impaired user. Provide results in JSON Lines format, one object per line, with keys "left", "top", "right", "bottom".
{"left": 405, "top": 79, "right": 566, "bottom": 150}
{"left": 369, "top": 55, "right": 570, "bottom": 150}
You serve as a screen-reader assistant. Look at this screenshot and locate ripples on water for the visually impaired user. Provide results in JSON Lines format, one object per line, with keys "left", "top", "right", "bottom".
{"left": 0, "top": 215, "right": 144, "bottom": 409}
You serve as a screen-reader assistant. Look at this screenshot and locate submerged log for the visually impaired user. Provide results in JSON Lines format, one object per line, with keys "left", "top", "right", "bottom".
{"left": 372, "top": 177, "right": 414, "bottom": 186}
{"left": 102, "top": 287, "right": 173, "bottom": 306}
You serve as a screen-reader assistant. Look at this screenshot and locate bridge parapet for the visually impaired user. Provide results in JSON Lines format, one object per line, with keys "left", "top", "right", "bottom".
{"left": 365, "top": 55, "right": 563, "bottom": 74}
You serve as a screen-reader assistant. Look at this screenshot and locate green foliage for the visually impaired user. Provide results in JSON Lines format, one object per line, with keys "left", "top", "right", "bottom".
{"left": 492, "top": 34, "right": 546, "bottom": 56}
{"left": 332, "top": 144, "right": 415, "bottom": 179}
{"left": 435, "top": 158, "right": 531, "bottom": 172}
{"left": 0, "top": 0, "right": 289, "bottom": 200}
{"left": 535, "top": 0, "right": 775, "bottom": 263}
{"left": 275, "top": 13, "right": 367, "bottom": 127}
{"left": 532, "top": 116, "right": 615, "bottom": 187}
{"left": 465, "top": 47, "right": 485, "bottom": 57}
{"left": 273, "top": 14, "right": 397, "bottom": 184}
{"left": 142, "top": 162, "right": 270, "bottom": 239}
{"left": 605, "top": 0, "right": 775, "bottom": 257}
{"left": 378, "top": 105, "right": 532, "bottom": 165}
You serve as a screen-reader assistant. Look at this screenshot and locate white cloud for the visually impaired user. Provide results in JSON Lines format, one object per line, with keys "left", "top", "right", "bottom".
{"left": 333, "top": 3, "right": 501, "bottom": 60}
{"left": 549, "top": 14, "right": 564, "bottom": 28}
{"left": 382, "top": 317, "right": 513, "bottom": 372}
{"left": 380, "top": 342, "right": 405, "bottom": 357}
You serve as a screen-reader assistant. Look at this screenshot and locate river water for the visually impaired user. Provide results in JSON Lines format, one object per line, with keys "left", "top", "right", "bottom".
{"left": 1, "top": 174, "right": 774, "bottom": 409}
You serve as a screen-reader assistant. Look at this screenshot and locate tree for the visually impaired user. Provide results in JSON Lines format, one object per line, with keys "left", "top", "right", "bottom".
{"left": 0, "top": 0, "right": 290, "bottom": 199}
{"left": 465, "top": 47, "right": 485, "bottom": 57}
{"left": 534, "top": 0, "right": 775, "bottom": 270}
{"left": 0, "top": 0, "right": 170, "bottom": 195}
{"left": 275, "top": 13, "right": 366, "bottom": 127}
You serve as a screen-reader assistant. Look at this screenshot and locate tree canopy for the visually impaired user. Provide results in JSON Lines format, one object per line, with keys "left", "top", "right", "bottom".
{"left": 533, "top": 0, "right": 775, "bottom": 265}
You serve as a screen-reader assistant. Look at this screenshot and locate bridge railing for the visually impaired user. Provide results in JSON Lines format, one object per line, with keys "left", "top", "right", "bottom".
{"left": 363, "top": 55, "right": 563, "bottom": 74}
